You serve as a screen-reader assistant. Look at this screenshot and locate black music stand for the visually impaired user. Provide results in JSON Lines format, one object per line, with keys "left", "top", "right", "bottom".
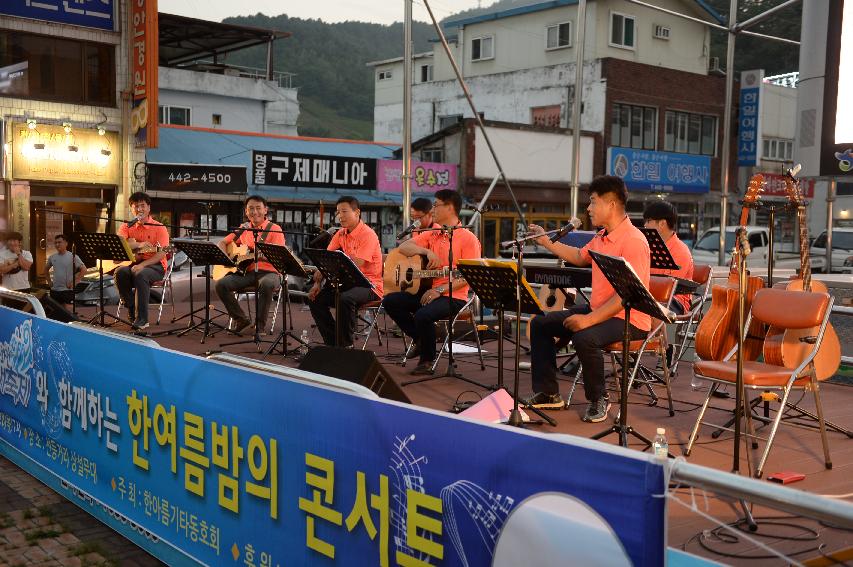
{"left": 73, "top": 232, "right": 135, "bottom": 328}
{"left": 257, "top": 242, "right": 310, "bottom": 357}
{"left": 640, "top": 228, "right": 680, "bottom": 271}
{"left": 304, "top": 248, "right": 374, "bottom": 348}
{"left": 457, "top": 260, "right": 556, "bottom": 426}
{"left": 170, "top": 239, "right": 232, "bottom": 343}
{"left": 588, "top": 250, "right": 674, "bottom": 448}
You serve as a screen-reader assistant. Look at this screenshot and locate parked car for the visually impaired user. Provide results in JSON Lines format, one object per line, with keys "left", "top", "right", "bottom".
{"left": 809, "top": 228, "right": 853, "bottom": 273}
{"left": 692, "top": 226, "right": 802, "bottom": 269}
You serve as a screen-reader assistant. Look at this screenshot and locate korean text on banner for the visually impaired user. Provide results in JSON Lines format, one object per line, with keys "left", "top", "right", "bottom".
{"left": 131, "top": 0, "right": 159, "bottom": 149}
{"left": 737, "top": 70, "right": 764, "bottom": 166}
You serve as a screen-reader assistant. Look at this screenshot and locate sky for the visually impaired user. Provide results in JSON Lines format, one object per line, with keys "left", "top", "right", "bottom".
{"left": 158, "top": 0, "right": 485, "bottom": 25}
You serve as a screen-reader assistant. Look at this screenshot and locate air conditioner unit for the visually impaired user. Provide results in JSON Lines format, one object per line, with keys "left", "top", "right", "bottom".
{"left": 653, "top": 25, "right": 670, "bottom": 40}
{"left": 708, "top": 56, "right": 722, "bottom": 73}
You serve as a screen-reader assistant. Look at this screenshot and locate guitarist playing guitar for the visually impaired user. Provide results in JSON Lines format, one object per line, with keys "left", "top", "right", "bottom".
{"left": 116, "top": 192, "right": 170, "bottom": 330}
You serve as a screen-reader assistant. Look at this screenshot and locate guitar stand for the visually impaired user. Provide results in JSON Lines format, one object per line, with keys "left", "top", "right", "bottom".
{"left": 711, "top": 393, "right": 853, "bottom": 440}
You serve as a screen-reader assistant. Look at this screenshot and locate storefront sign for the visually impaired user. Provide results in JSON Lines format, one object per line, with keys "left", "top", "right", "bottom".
{"left": 760, "top": 172, "right": 816, "bottom": 199}
{"left": 147, "top": 163, "right": 248, "bottom": 194}
{"left": 0, "top": 0, "right": 116, "bottom": 31}
{"left": 131, "top": 0, "right": 159, "bottom": 148}
{"left": 11, "top": 122, "right": 120, "bottom": 185}
{"left": 608, "top": 147, "right": 711, "bottom": 194}
{"left": 252, "top": 151, "right": 377, "bottom": 190}
{"left": 9, "top": 181, "right": 30, "bottom": 249}
{"left": 737, "top": 69, "right": 764, "bottom": 166}
{"left": 376, "top": 160, "right": 457, "bottom": 193}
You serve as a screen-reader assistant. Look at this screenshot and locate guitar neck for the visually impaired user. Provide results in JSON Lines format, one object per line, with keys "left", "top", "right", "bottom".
{"left": 413, "top": 268, "right": 461, "bottom": 279}
{"left": 798, "top": 205, "right": 812, "bottom": 291}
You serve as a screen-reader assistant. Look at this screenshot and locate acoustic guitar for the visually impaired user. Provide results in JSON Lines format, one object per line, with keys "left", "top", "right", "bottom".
{"left": 109, "top": 241, "right": 175, "bottom": 274}
{"left": 762, "top": 173, "right": 841, "bottom": 380}
{"left": 694, "top": 174, "right": 766, "bottom": 361}
{"left": 524, "top": 284, "right": 570, "bottom": 341}
{"left": 384, "top": 247, "right": 461, "bottom": 295}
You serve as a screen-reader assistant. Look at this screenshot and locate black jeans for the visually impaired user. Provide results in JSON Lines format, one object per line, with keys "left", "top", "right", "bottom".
{"left": 214, "top": 270, "right": 281, "bottom": 327}
{"left": 308, "top": 285, "right": 378, "bottom": 347}
{"left": 50, "top": 289, "right": 75, "bottom": 304}
{"left": 383, "top": 291, "right": 466, "bottom": 364}
{"left": 115, "top": 263, "right": 165, "bottom": 324}
{"left": 530, "top": 305, "right": 646, "bottom": 402}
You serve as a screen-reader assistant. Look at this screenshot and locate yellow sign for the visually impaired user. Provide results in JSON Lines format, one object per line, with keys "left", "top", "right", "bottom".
{"left": 11, "top": 122, "right": 120, "bottom": 185}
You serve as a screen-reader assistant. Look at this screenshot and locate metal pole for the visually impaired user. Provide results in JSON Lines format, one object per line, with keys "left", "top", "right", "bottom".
{"left": 718, "top": 0, "right": 738, "bottom": 266}
{"left": 569, "top": 0, "right": 587, "bottom": 219}
{"left": 827, "top": 178, "right": 836, "bottom": 273}
{"left": 402, "top": 0, "right": 413, "bottom": 229}
{"left": 266, "top": 37, "right": 274, "bottom": 81}
{"left": 734, "top": 0, "right": 801, "bottom": 32}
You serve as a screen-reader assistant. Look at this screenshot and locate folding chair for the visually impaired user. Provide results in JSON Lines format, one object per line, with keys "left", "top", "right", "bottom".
{"left": 668, "top": 264, "right": 712, "bottom": 377}
{"left": 116, "top": 252, "right": 176, "bottom": 325}
{"left": 229, "top": 273, "right": 284, "bottom": 334}
{"left": 358, "top": 298, "right": 389, "bottom": 352}
{"left": 399, "top": 295, "right": 486, "bottom": 371}
{"left": 685, "top": 287, "right": 835, "bottom": 478}
{"left": 566, "top": 276, "right": 677, "bottom": 415}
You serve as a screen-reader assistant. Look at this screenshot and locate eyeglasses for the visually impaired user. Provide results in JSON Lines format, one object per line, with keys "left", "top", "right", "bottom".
{"left": 433, "top": 201, "right": 450, "bottom": 208}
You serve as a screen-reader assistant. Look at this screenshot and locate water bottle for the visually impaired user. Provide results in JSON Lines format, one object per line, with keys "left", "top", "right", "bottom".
{"left": 653, "top": 428, "right": 669, "bottom": 459}
{"left": 298, "top": 330, "right": 310, "bottom": 357}
{"left": 690, "top": 353, "right": 707, "bottom": 391}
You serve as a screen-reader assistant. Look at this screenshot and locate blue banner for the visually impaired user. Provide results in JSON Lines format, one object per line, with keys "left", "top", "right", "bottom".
{"left": 737, "top": 70, "right": 764, "bottom": 166}
{"left": 0, "top": 309, "right": 665, "bottom": 565}
{"left": 608, "top": 147, "right": 711, "bottom": 194}
{"left": 0, "top": 0, "right": 116, "bottom": 31}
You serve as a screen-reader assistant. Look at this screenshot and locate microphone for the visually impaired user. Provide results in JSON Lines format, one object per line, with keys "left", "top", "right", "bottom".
{"left": 549, "top": 217, "right": 582, "bottom": 243}
{"left": 126, "top": 214, "right": 144, "bottom": 228}
{"left": 309, "top": 225, "right": 339, "bottom": 247}
{"left": 396, "top": 219, "right": 422, "bottom": 240}
{"left": 230, "top": 222, "right": 249, "bottom": 239}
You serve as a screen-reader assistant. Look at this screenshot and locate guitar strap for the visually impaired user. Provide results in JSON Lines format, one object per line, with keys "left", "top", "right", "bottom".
{"left": 258, "top": 220, "right": 273, "bottom": 244}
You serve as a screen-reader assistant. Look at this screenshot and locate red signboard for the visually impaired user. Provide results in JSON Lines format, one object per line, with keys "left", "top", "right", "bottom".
{"left": 131, "top": 0, "right": 158, "bottom": 148}
{"left": 760, "top": 172, "right": 815, "bottom": 199}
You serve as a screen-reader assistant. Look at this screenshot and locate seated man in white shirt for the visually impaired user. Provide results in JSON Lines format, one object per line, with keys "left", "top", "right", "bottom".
{"left": 0, "top": 231, "right": 34, "bottom": 291}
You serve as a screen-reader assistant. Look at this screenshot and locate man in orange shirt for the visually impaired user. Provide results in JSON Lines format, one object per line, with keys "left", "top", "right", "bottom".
{"left": 643, "top": 200, "right": 693, "bottom": 315}
{"left": 383, "top": 189, "right": 481, "bottom": 375}
{"left": 215, "top": 195, "right": 286, "bottom": 335}
{"left": 526, "top": 176, "right": 651, "bottom": 422}
{"left": 308, "top": 196, "right": 383, "bottom": 348}
{"left": 116, "top": 192, "right": 170, "bottom": 330}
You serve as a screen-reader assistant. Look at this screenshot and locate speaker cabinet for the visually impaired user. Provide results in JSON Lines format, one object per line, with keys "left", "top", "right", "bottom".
{"left": 298, "top": 346, "right": 411, "bottom": 403}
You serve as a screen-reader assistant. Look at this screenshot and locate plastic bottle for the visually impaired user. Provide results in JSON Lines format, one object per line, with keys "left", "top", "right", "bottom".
{"left": 298, "top": 330, "right": 310, "bottom": 357}
{"left": 690, "top": 353, "right": 707, "bottom": 391}
{"left": 653, "top": 428, "right": 668, "bottom": 459}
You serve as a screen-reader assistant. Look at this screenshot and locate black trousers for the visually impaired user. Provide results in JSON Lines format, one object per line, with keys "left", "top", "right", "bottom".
{"left": 114, "top": 264, "right": 164, "bottom": 324}
{"left": 530, "top": 305, "right": 646, "bottom": 402}
{"left": 308, "top": 285, "right": 378, "bottom": 347}
{"left": 383, "top": 291, "right": 466, "bottom": 364}
{"left": 49, "top": 289, "right": 75, "bottom": 304}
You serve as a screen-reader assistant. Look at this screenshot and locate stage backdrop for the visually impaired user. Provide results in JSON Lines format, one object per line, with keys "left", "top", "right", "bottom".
{"left": 0, "top": 308, "right": 665, "bottom": 565}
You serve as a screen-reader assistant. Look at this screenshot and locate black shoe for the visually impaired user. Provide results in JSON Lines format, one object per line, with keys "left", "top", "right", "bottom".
{"left": 409, "top": 362, "right": 433, "bottom": 376}
{"left": 582, "top": 397, "right": 611, "bottom": 423}
{"left": 132, "top": 319, "right": 149, "bottom": 331}
{"left": 231, "top": 318, "right": 252, "bottom": 335}
{"left": 524, "top": 392, "right": 565, "bottom": 410}
{"left": 407, "top": 342, "right": 421, "bottom": 360}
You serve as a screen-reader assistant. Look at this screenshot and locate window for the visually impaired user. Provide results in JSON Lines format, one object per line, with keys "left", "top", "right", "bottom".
{"left": 546, "top": 22, "right": 572, "bottom": 50}
{"left": 377, "top": 69, "right": 392, "bottom": 81}
{"left": 419, "top": 64, "right": 433, "bottom": 83}
{"left": 438, "top": 115, "right": 463, "bottom": 130}
{"left": 159, "top": 105, "right": 192, "bottom": 126}
{"left": 422, "top": 147, "right": 444, "bottom": 162}
{"left": 611, "top": 104, "right": 656, "bottom": 149}
{"left": 665, "top": 111, "right": 716, "bottom": 155}
{"left": 762, "top": 138, "right": 794, "bottom": 161}
{"left": 471, "top": 35, "right": 494, "bottom": 61}
{"left": 0, "top": 30, "right": 115, "bottom": 106}
{"left": 212, "top": 113, "right": 222, "bottom": 126}
{"left": 610, "top": 12, "right": 636, "bottom": 49}
{"left": 653, "top": 24, "right": 670, "bottom": 40}
{"left": 532, "top": 105, "right": 562, "bottom": 128}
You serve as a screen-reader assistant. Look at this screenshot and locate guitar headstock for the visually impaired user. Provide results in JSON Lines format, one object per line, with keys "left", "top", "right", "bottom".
{"left": 744, "top": 174, "right": 765, "bottom": 207}
{"left": 784, "top": 166, "right": 805, "bottom": 209}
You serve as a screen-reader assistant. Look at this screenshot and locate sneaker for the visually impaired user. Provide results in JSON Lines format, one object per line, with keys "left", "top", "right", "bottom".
{"left": 524, "top": 392, "right": 565, "bottom": 410}
{"left": 582, "top": 397, "right": 611, "bottom": 423}
{"left": 409, "top": 362, "right": 433, "bottom": 376}
{"left": 231, "top": 318, "right": 252, "bottom": 335}
{"left": 406, "top": 342, "right": 421, "bottom": 360}
{"left": 132, "top": 320, "right": 149, "bottom": 331}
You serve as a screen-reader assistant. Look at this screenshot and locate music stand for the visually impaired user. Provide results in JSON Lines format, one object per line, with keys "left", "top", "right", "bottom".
{"left": 588, "top": 250, "right": 674, "bottom": 448}
{"left": 457, "top": 259, "right": 556, "bottom": 426}
{"left": 72, "top": 232, "right": 135, "bottom": 327}
{"left": 640, "top": 228, "right": 680, "bottom": 271}
{"left": 256, "top": 242, "right": 310, "bottom": 357}
{"left": 170, "top": 239, "right": 233, "bottom": 343}
{"left": 304, "top": 248, "right": 374, "bottom": 348}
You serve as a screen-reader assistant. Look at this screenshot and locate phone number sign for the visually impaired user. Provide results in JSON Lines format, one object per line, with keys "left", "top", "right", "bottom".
{"left": 147, "top": 163, "right": 248, "bottom": 194}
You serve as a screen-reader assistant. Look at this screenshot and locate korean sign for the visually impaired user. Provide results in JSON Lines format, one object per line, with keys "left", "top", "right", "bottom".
{"left": 608, "top": 147, "right": 711, "bottom": 194}
{"left": 760, "top": 172, "right": 815, "bottom": 199}
{"left": 0, "top": 0, "right": 116, "bottom": 31}
{"left": 0, "top": 308, "right": 666, "bottom": 566}
{"left": 131, "top": 0, "right": 159, "bottom": 149}
{"left": 376, "top": 160, "right": 458, "bottom": 193}
{"left": 737, "top": 69, "right": 764, "bottom": 166}
{"left": 252, "top": 150, "right": 377, "bottom": 190}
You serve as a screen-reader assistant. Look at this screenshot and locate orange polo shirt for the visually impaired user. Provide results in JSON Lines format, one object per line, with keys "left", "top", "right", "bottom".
{"left": 221, "top": 220, "right": 285, "bottom": 274}
{"left": 412, "top": 224, "right": 481, "bottom": 301}
{"left": 650, "top": 232, "right": 694, "bottom": 313}
{"left": 328, "top": 221, "right": 383, "bottom": 296}
{"left": 579, "top": 216, "right": 651, "bottom": 331}
{"left": 118, "top": 218, "right": 170, "bottom": 270}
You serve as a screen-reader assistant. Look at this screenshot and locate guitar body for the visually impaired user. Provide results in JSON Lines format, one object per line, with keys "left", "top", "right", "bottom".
{"left": 763, "top": 279, "right": 842, "bottom": 381}
{"left": 525, "top": 285, "right": 569, "bottom": 341}
{"left": 213, "top": 243, "right": 255, "bottom": 279}
{"left": 695, "top": 272, "right": 765, "bottom": 361}
{"left": 384, "top": 248, "right": 431, "bottom": 295}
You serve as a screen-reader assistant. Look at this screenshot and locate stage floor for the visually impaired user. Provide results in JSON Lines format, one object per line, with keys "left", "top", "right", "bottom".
{"left": 67, "top": 277, "right": 853, "bottom": 565}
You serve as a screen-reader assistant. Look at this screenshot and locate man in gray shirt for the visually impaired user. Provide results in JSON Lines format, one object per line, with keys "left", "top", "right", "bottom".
{"left": 46, "top": 234, "right": 86, "bottom": 304}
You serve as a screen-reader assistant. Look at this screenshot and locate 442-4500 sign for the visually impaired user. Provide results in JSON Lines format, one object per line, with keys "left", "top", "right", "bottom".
{"left": 146, "top": 163, "right": 248, "bottom": 194}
